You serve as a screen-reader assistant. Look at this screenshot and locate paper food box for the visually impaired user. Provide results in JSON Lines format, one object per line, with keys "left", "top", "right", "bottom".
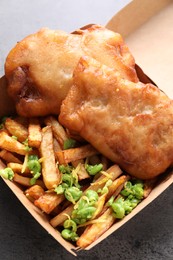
{"left": 0, "top": 0, "right": 173, "bottom": 256}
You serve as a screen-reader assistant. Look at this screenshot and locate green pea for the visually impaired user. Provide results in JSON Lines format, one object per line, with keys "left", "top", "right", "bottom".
{"left": 62, "top": 173, "right": 73, "bottom": 186}
{"left": 85, "top": 190, "right": 99, "bottom": 203}
{"left": 54, "top": 184, "right": 64, "bottom": 194}
{"left": 22, "top": 138, "right": 32, "bottom": 152}
{"left": 61, "top": 229, "right": 71, "bottom": 240}
{"left": 129, "top": 197, "right": 140, "bottom": 208}
{"left": 63, "top": 219, "right": 77, "bottom": 232}
{"left": 121, "top": 181, "right": 132, "bottom": 197}
{"left": 123, "top": 200, "right": 133, "bottom": 214}
{"left": 132, "top": 184, "right": 144, "bottom": 200}
{"left": 27, "top": 159, "right": 41, "bottom": 174}
{"left": 64, "top": 187, "right": 82, "bottom": 204}
{"left": 63, "top": 138, "right": 76, "bottom": 150}
{"left": 61, "top": 229, "right": 78, "bottom": 241}
{"left": 77, "top": 206, "right": 96, "bottom": 220}
{"left": 0, "top": 168, "right": 14, "bottom": 180}
{"left": 75, "top": 197, "right": 88, "bottom": 210}
{"left": 30, "top": 177, "right": 37, "bottom": 186}
{"left": 59, "top": 164, "right": 72, "bottom": 174}
{"left": 28, "top": 155, "right": 38, "bottom": 161}
{"left": 86, "top": 163, "right": 103, "bottom": 175}
{"left": 112, "top": 202, "right": 125, "bottom": 219}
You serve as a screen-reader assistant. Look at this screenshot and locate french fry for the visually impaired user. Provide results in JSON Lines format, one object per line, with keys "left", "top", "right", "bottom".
{"left": 75, "top": 163, "right": 90, "bottom": 181}
{"left": 56, "top": 144, "right": 98, "bottom": 164}
{"left": 90, "top": 164, "right": 122, "bottom": 191}
{"left": 0, "top": 131, "right": 28, "bottom": 155}
{"left": 71, "top": 159, "right": 84, "bottom": 168}
{"left": 76, "top": 208, "right": 115, "bottom": 248}
{"left": 7, "top": 162, "right": 30, "bottom": 175}
{"left": 106, "top": 175, "right": 130, "bottom": 202}
{"left": 13, "top": 173, "right": 45, "bottom": 188}
{"left": 0, "top": 149, "right": 22, "bottom": 163}
{"left": 50, "top": 204, "right": 74, "bottom": 227}
{"left": 91, "top": 193, "right": 107, "bottom": 220}
{"left": 143, "top": 178, "right": 157, "bottom": 198}
{"left": 28, "top": 118, "right": 42, "bottom": 148}
{"left": 4, "top": 117, "right": 28, "bottom": 142}
{"left": 71, "top": 161, "right": 90, "bottom": 180}
{"left": 39, "top": 126, "right": 61, "bottom": 189}
{"left": 45, "top": 116, "right": 68, "bottom": 148}
{"left": 34, "top": 192, "right": 65, "bottom": 214}
{"left": 25, "top": 185, "right": 45, "bottom": 200}
{"left": 53, "top": 138, "right": 62, "bottom": 154}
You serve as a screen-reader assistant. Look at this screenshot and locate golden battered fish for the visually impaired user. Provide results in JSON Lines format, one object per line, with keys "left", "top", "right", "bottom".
{"left": 59, "top": 56, "right": 173, "bottom": 179}
{"left": 5, "top": 25, "right": 138, "bottom": 117}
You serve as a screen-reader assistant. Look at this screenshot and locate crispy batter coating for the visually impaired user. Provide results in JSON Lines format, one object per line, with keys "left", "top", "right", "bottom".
{"left": 59, "top": 56, "right": 173, "bottom": 179}
{"left": 5, "top": 25, "right": 138, "bottom": 117}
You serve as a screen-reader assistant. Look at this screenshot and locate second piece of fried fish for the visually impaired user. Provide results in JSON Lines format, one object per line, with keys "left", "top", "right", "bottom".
{"left": 59, "top": 56, "right": 173, "bottom": 179}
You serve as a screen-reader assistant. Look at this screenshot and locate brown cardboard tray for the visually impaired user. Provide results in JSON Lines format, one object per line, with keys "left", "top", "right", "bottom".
{"left": 0, "top": 0, "right": 173, "bottom": 256}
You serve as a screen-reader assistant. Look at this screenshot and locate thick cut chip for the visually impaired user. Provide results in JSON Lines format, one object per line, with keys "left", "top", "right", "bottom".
{"left": 28, "top": 118, "right": 42, "bottom": 148}
{"left": 0, "top": 131, "right": 28, "bottom": 155}
{"left": 5, "top": 117, "right": 28, "bottom": 142}
{"left": 39, "top": 126, "right": 61, "bottom": 189}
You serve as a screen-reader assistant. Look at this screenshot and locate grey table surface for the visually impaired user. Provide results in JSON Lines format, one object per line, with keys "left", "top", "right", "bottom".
{"left": 0, "top": 0, "right": 173, "bottom": 259}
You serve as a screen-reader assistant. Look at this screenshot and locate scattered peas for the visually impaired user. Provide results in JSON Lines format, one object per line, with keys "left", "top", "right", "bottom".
{"left": 0, "top": 168, "right": 14, "bottom": 180}
{"left": 59, "top": 164, "right": 72, "bottom": 174}
{"left": 63, "top": 138, "right": 77, "bottom": 150}
{"left": 22, "top": 138, "right": 32, "bottom": 152}
{"left": 61, "top": 228, "right": 79, "bottom": 242}
{"left": 27, "top": 155, "right": 41, "bottom": 185}
{"left": 61, "top": 219, "right": 79, "bottom": 241}
{"left": 85, "top": 163, "right": 103, "bottom": 175}
{"left": 71, "top": 189, "right": 99, "bottom": 225}
{"left": 98, "top": 179, "right": 113, "bottom": 194}
{"left": 55, "top": 164, "right": 82, "bottom": 204}
{"left": 64, "top": 186, "right": 82, "bottom": 204}
{"left": 108, "top": 180, "right": 144, "bottom": 219}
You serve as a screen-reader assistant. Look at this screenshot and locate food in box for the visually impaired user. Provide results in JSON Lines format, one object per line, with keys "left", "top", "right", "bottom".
{"left": 0, "top": 0, "right": 173, "bottom": 255}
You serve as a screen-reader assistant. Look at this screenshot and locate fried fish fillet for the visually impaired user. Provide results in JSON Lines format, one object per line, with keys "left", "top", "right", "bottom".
{"left": 5, "top": 25, "right": 138, "bottom": 117}
{"left": 59, "top": 56, "right": 173, "bottom": 179}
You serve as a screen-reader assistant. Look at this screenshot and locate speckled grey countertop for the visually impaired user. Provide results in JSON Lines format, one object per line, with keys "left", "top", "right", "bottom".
{"left": 0, "top": 1, "right": 173, "bottom": 259}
